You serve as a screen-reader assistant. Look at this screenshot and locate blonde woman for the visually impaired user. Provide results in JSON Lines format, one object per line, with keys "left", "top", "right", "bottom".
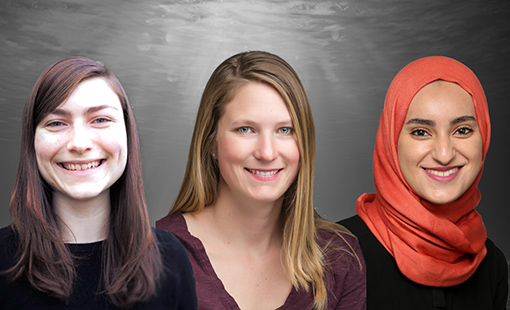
{"left": 157, "top": 51, "right": 365, "bottom": 310}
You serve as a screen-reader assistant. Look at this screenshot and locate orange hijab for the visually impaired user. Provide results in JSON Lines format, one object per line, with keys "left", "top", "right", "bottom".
{"left": 357, "top": 56, "right": 490, "bottom": 287}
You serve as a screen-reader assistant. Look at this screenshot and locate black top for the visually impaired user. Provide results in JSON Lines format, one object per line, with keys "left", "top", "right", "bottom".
{"left": 0, "top": 226, "right": 197, "bottom": 309}
{"left": 339, "top": 215, "right": 508, "bottom": 310}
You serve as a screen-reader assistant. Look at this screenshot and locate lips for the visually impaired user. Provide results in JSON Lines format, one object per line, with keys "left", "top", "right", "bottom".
{"left": 246, "top": 168, "right": 282, "bottom": 176}
{"left": 423, "top": 166, "right": 460, "bottom": 177}
{"left": 59, "top": 159, "right": 105, "bottom": 171}
{"left": 423, "top": 166, "right": 462, "bottom": 182}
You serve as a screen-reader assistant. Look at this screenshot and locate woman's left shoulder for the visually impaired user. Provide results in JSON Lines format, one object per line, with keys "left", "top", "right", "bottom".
{"left": 317, "top": 228, "right": 365, "bottom": 270}
{"left": 483, "top": 238, "right": 508, "bottom": 271}
{"left": 0, "top": 226, "right": 16, "bottom": 268}
{"left": 485, "top": 238, "right": 506, "bottom": 258}
{"left": 317, "top": 228, "right": 360, "bottom": 253}
{"left": 317, "top": 228, "right": 367, "bottom": 309}
{"left": 151, "top": 229, "right": 197, "bottom": 308}
{"left": 152, "top": 228, "right": 188, "bottom": 261}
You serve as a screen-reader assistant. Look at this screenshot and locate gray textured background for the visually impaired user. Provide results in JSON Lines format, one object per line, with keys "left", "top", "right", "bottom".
{"left": 1, "top": 0, "right": 509, "bottom": 278}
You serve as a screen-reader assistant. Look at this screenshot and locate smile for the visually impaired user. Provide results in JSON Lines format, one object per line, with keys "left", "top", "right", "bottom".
{"left": 246, "top": 168, "right": 281, "bottom": 176}
{"left": 59, "top": 159, "right": 104, "bottom": 171}
{"left": 424, "top": 167, "right": 459, "bottom": 177}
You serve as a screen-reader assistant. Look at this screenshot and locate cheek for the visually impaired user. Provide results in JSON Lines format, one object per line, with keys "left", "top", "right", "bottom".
{"left": 34, "top": 130, "right": 56, "bottom": 165}
{"left": 34, "top": 131, "right": 56, "bottom": 185}
{"left": 105, "top": 126, "right": 128, "bottom": 160}
{"left": 464, "top": 135, "right": 483, "bottom": 173}
{"left": 397, "top": 139, "right": 412, "bottom": 171}
{"left": 286, "top": 141, "right": 300, "bottom": 167}
{"left": 397, "top": 137, "right": 425, "bottom": 184}
{"left": 216, "top": 135, "right": 245, "bottom": 164}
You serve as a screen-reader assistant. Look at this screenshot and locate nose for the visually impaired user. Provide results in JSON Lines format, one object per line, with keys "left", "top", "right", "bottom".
{"left": 431, "top": 134, "right": 456, "bottom": 165}
{"left": 254, "top": 134, "right": 278, "bottom": 162}
{"left": 66, "top": 124, "right": 93, "bottom": 153}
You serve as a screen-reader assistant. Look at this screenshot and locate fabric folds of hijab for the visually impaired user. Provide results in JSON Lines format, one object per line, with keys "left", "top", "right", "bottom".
{"left": 357, "top": 56, "right": 490, "bottom": 287}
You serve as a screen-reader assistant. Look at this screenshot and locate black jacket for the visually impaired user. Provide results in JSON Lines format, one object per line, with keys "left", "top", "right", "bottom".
{"left": 339, "top": 215, "right": 508, "bottom": 310}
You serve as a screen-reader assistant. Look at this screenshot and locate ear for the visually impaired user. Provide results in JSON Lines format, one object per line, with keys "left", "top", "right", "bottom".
{"left": 212, "top": 143, "right": 218, "bottom": 160}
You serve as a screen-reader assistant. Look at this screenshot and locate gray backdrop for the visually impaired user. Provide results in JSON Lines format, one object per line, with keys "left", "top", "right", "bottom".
{"left": 1, "top": 0, "right": 509, "bottom": 270}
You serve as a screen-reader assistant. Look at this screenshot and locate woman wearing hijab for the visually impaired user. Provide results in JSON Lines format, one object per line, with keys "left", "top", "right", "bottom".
{"left": 0, "top": 56, "right": 197, "bottom": 309}
{"left": 339, "top": 56, "right": 508, "bottom": 309}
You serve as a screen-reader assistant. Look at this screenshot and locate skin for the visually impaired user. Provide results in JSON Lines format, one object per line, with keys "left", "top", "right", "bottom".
{"left": 215, "top": 81, "right": 300, "bottom": 207}
{"left": 184, "top": 82, "right": 299, "bottom": 310}
{"left": 398, "top": 81, "right": 483, "bottom": 205}
{"left": 34, "top": 77, "right": 127, "bottom": 242}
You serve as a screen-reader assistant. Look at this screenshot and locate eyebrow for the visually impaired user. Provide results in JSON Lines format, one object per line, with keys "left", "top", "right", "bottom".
{"left": 50, "top": 105, "right": 119, "bottom": 116}
{"left": 405, "top": 118, "right": 435, "bottom": 126}
{"left": 231, "top": 119, "right": 293, "bottom": 127}
{"left": 451, "top": 115, "right": 476, "bottom": 125}
{"left": 405, "top": 115, "right": 476, "bottom": 127}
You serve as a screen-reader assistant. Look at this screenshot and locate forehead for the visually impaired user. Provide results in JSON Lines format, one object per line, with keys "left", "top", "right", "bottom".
{"left": 222, "top": 82, "right": 290, "bottom": 118}
{"left": 59, "top": 77, "right": 121, "bottom": 110}
{"left": 406, "top": 81, "right": 475, "bottom": 118}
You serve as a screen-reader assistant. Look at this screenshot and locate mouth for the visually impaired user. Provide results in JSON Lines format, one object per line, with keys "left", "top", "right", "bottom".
{"left": 423, "top": 166, "right": 461, "bottom": 177}
{"left": 246, "top": 168, "right": 282, "bottom": 176}
{"left": 59, "top": 159, "right": 105, "bottom": 171}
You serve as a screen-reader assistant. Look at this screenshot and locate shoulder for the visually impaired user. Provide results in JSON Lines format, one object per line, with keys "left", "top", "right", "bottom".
{"left": 156, "top": 212, "right": 198, "bottom": 254}
{"left": 317, "top": 227, "right": 365, "bottom": 272}
{"left": 317, "top": 225, "right": 367, "bottom": 309}
{"left": 153, "top": 227, "right": 195, "bottom": 284}
{"left": 0, "top": 226, "right": 18, "bottom": 286}
{"left": 337, "top": 215, "right": 384, "bottom": 259}
{"left": 482, "top": 238, "right": 508, "bottom": 277}
{"left": 0, "top": 226, "right": 17, "bottom": 265}
{"left": 151, "top": 228, "right": 198, "bottom": 309}
{"left": 0, "top": 226, "right": 15, "bottom": 241}
{"left": 337, "top": 215, "right": 371, "bottom": 239}
{"left": 485, "top": 238, "right": 507, "bottom": 263}
{"left": 470, "top": 238, "right": 508, "bottom": 286}
{"left": 153, "top": 227, "right": 188, "bottom": 261}
{"left": 156, "top": 212, "right": 186, "bottom": 235}
{"left": 317, "top": 226, "right": 359, "bottom": 252}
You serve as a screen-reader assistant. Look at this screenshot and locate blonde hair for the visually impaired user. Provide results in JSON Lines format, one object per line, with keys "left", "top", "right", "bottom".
{"left": 170, "top": 51, "right": 359, "bottom": 309}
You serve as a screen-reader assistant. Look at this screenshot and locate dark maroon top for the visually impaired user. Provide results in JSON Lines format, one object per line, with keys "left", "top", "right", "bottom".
{"left": 157, "top": 212, "right": 366, "bottom": 310}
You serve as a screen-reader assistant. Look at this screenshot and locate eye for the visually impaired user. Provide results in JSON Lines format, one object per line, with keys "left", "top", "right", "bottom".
{"left": 455, "top": 127, "right": 473, "bottom": 136}
{"left": 278, "top": 127, "right": 293, "bottom": 134}
{"left": 46, "top": 121, "right": 65, "bottom": 127}
{"left": 237, "top": 127, "right": 252, "bottom": 134}
{"left": 93, "top": 117, "right": 112, "bottom": 124}
{"left": 410, "top": 129, "right": 430, "bottom": 137}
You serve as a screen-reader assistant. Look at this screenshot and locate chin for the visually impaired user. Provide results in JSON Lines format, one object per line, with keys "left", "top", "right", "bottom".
{"left": 423, "top": 194, "right": 461, "bottom": 205}
{"left": 63, "top": 189, "right": 106, "bottom": 201}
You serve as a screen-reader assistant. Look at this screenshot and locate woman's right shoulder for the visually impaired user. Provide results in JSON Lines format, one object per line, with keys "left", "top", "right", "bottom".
{"left": 156, "top": 212, "right": 185, "bottom": 233}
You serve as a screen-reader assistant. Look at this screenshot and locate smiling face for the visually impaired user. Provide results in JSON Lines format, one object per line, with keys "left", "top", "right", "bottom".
{"left": 397, "top": 81, "right": 483, "bottom": 205}
{"left": 34, "top": 77, "right": 128, "bottom": 203}
{"left": 215, "top": 82, "right": 300, "bottom": 206}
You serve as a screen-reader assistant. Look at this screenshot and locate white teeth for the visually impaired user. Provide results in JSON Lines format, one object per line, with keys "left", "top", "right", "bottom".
{"left": 62, "top": 160, "right": 101, "bottom": 171}
{"left": 425, "top": 167, "right": 459, "bottom": 177}
{"left": 248, "top": 169, "right": 279, "bottom": 176}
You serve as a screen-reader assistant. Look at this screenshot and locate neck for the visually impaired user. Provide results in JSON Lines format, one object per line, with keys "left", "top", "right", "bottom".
{"left": 205, "top": 188, "right": 285, "bottom": 253}
{"left": 53, "top": 190, "right": 110, "bottom": 243}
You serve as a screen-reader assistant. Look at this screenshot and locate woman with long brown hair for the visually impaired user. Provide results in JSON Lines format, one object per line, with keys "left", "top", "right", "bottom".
{"left": 157, "top": 51, "right": 366, "bottom": 310}
{"left": 0, "top": 56, "right": 197, "bottom": 309}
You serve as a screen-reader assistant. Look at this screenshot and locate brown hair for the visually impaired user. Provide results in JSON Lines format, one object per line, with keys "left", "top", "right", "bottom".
{"left": 8, "top": 56, "right": 162, "bottom": 308}
{"left": 170, "top": 51, "right": 359, "bottom": 309}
